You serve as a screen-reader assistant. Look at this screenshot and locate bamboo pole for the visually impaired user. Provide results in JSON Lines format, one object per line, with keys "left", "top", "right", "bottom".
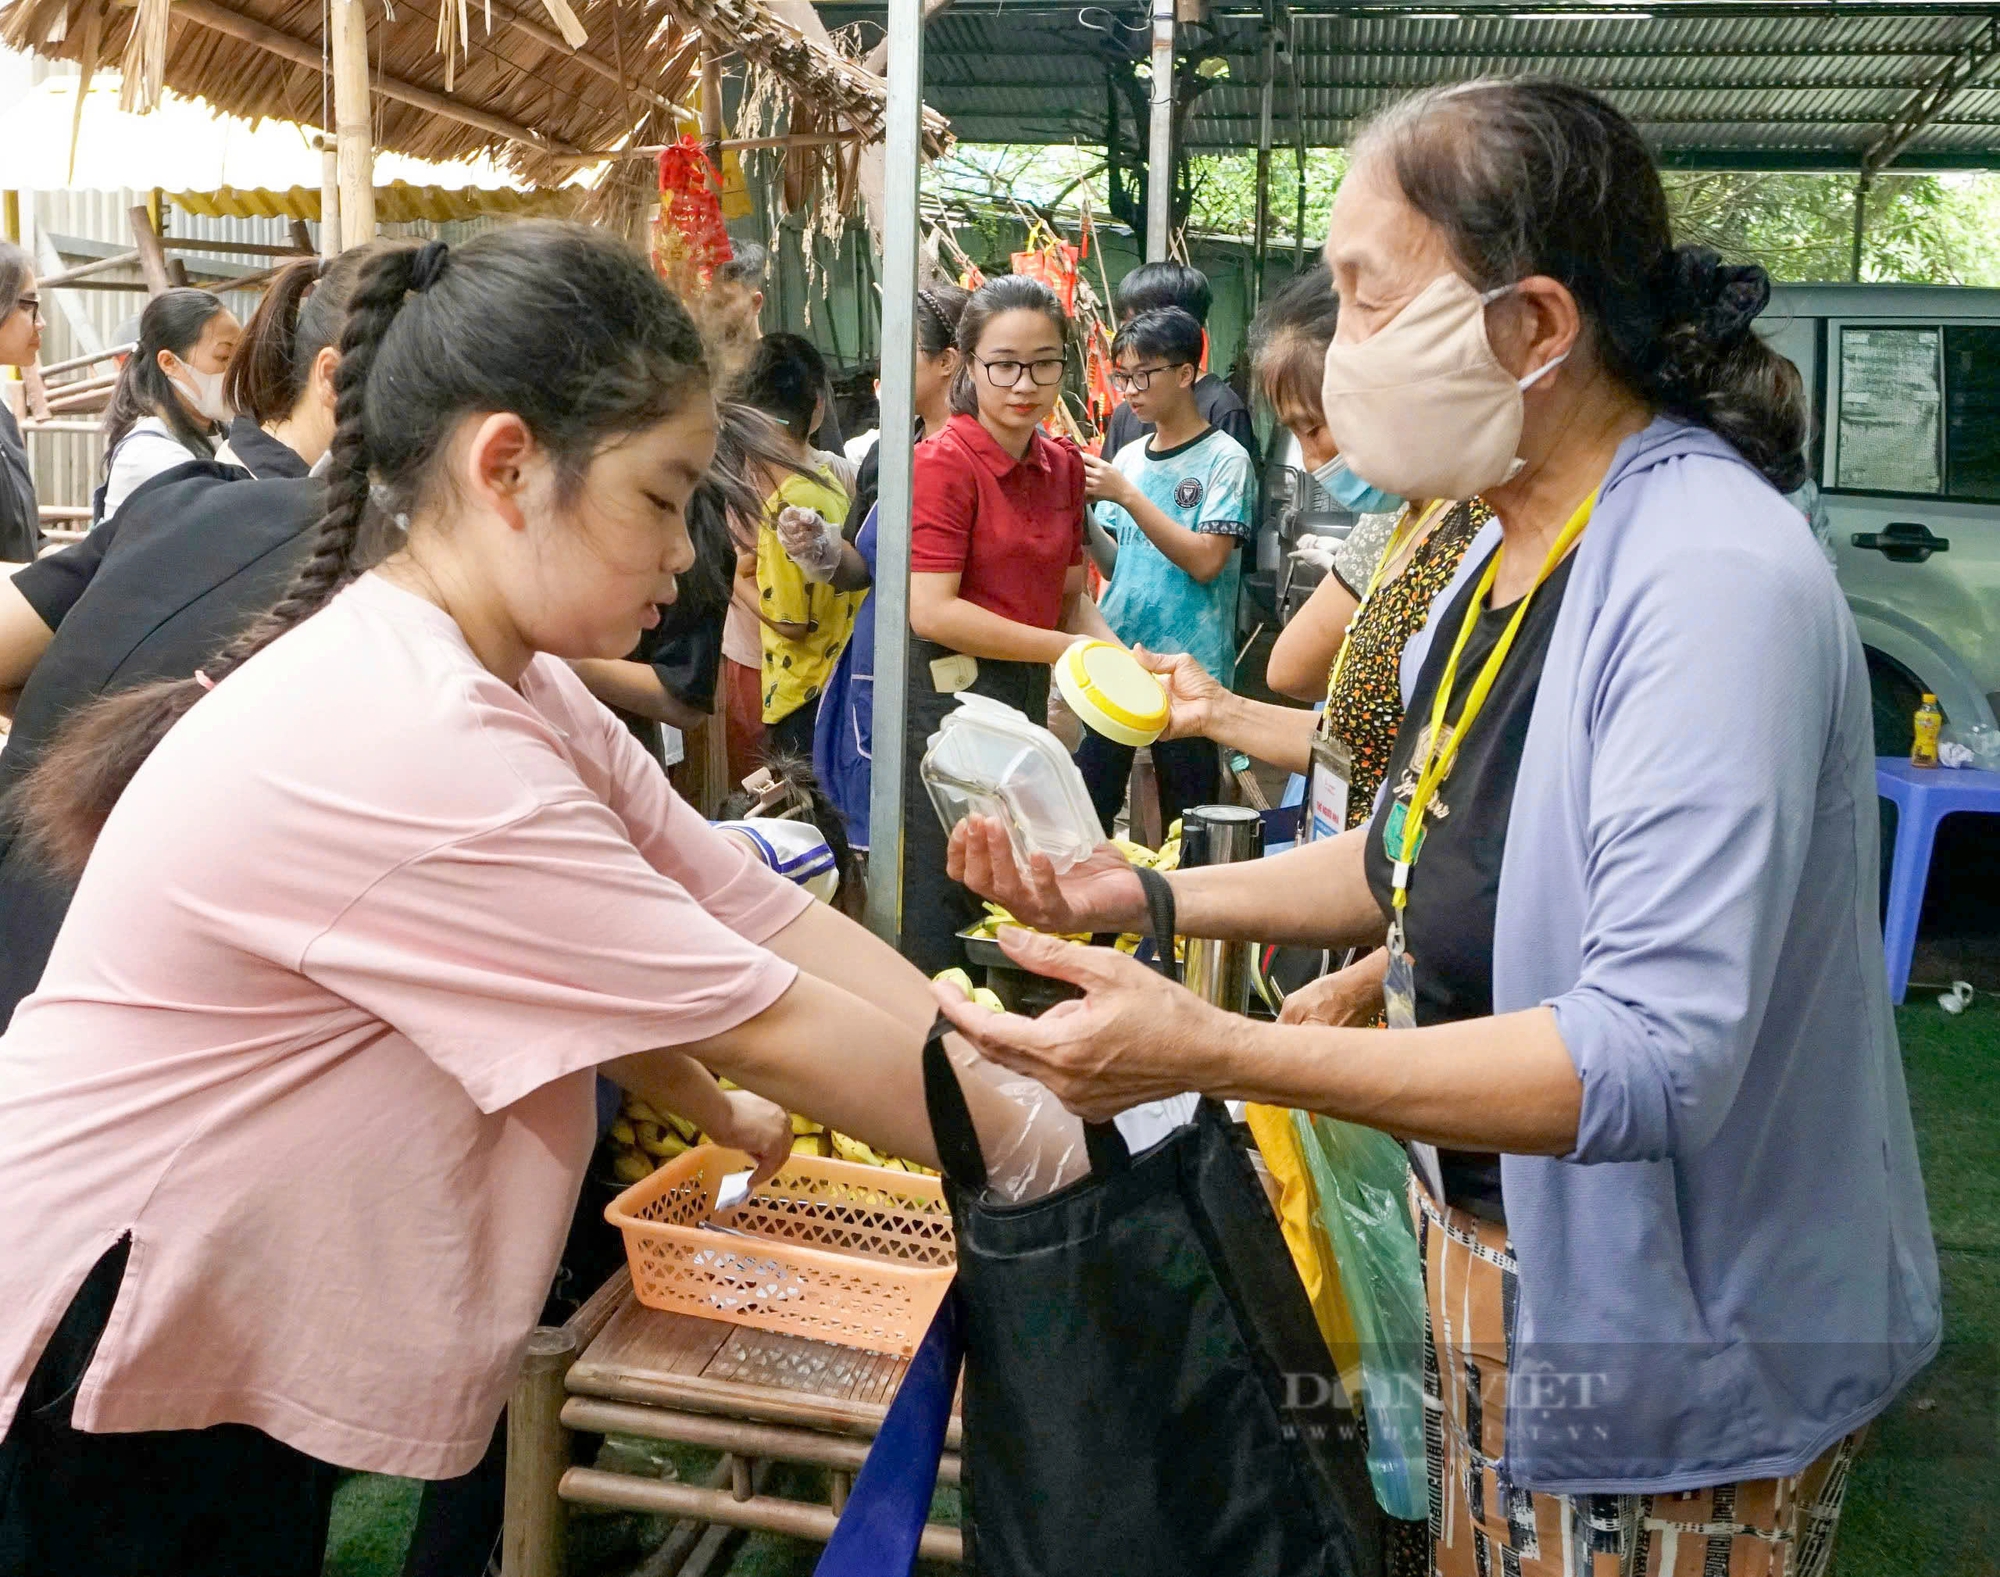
{"left": 700, "top": 51, "right": 724, "bottom": 167}
{"left": 331, "top": 0, "right": 376, "bottom": 245}
{"left": 500, "top": 1326, "right": 575, "bottom": 1577}
{"left": 557, "top": 1467, "right": 965, "bottom": 1564}
{"left": 35, "top": 342, "right": 135, "bottom": 377}
{"left": 37, "top": 249, "right": 143, "bottom": 291}
{"left": 317, "top": 136, "right": 341, "bottom": 257}
{"left": 128, "top": 207, "right": 173, "bottom": 295}
{"left": 557, "top": 1397, "right": 964, "bottom": 1484}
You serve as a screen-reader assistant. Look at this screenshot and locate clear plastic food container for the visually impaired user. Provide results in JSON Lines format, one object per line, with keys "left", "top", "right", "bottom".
{"left": 919, "top": 693, "right": 1105, "bottom": 873}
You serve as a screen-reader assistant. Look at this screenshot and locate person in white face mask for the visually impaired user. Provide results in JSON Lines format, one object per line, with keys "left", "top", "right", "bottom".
{"left": 96, "top": 287, "right": 240, "bottom": 526}
{"left": 1135, "top": 266, "right": 1496, "bottom": 868}
{"left": 941, "top": 78, "right": 1934, "bottom": 1577}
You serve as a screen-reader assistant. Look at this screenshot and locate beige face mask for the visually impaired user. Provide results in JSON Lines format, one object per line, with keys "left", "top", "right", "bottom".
{"left": 1319, "top": 272, "right": 1565, "bottom": 502}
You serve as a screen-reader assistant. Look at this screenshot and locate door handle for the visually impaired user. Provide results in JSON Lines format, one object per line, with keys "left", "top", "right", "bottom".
{"left": 1851, "top": 521, "right": 1950, "bottom": 563}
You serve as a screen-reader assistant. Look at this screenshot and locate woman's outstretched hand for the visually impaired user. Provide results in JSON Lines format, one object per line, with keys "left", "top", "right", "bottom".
{"left": 1277, "top": 948, "right": 1389, "bottom": 1028}
{"left": 931, "top": 928, "right": 1226, "bottom": 1122}
{"left": 1132, "top": 646, "right": 1226, "bottom": 742}
{"left": 946, "top": 815, "right": 1147, "bottom": 936}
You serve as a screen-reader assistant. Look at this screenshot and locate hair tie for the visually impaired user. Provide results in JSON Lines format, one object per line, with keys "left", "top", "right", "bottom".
{"left": 410, "top": 240, "right": 451, "bottom": 293}
{"left": 1656, "top": 245, "right": 1769, "bottom": 341}
{"left": 194, "top": 670, "right": 216, "bottom": 692}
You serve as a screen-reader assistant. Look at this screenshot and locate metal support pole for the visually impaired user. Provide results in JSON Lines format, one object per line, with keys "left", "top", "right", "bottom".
{"left": 1146, "top": 0, "right": 1176, "bottom": 261}
{"left": 1850, "top": 172, "right": 1871, "bottom": 282}
{"left": 331, "top": 0, "right": 376, "bottom": 245}
{"left": 1252, "top": 27, "right": 1275, "bottom": 310}
{"left": 864, "top": 0, "right": 927, "bottom": 946}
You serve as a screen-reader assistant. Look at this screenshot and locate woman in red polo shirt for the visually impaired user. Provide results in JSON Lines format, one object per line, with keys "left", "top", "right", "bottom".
{"left": 901, "top": 275, "right": 1117, "bottom": 971}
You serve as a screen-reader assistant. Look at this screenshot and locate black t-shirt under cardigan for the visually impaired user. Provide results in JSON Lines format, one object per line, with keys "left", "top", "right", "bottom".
{"left": 1363, "top": 548, "right": 1577, "bottom": 1223}
{"left": 0, "top": 465, "right": 323, "bottom": 1027}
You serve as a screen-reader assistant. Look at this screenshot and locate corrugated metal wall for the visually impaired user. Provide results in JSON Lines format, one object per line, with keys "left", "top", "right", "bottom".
{"left": 20, "top": 190, "right": 496, "bottom": 510}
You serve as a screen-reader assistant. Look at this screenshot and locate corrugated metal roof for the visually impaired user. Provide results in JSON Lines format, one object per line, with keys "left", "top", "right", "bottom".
{"left": 831, "top": 3, "right": 2000, "bottom": 168}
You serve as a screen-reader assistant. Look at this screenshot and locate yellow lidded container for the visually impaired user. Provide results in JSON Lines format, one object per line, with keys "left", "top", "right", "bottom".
{"left": 1055, "top": 640, "right": 1170, "bottom": 748}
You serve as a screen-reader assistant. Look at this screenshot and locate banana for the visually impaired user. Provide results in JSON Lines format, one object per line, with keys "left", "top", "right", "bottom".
{"left": 611, "top": 1151, "right": 654, "bottom": 1184}
{"left": 663, "top": 1111, "right": 702, "bottom": 1144}
{"left": 608, "top": 1118, "right": 636, "bottom": 1145}
{"left": 791, "top": 1133, "right": 832, "bottom": 1158}
{"left": 932, "top": 967, "right": 976, "bottom": 1000}
{"left": 831, "top": 1131, "right": 882, "bottom": 1167}
{"left": 971, "top": 987, "right": 1006, "bottom": 1014}
{"left": 790, "top": 1112, "right": 824, "bottom": 1136}
{"left": 626, "top": 1100, "right": 661, "bottom": 1125}
{"left": 638, "top": 1124, "right": 691, "bottom": 1159}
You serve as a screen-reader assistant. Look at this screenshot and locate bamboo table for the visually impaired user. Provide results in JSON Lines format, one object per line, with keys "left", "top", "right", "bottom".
{"left": 501, "top": 1268, "right": 964, "bottom": 1577}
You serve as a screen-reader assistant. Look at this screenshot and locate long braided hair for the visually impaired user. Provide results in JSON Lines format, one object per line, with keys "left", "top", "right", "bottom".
{"left": 16, "top": 222, "right": 711, "bottom": 878}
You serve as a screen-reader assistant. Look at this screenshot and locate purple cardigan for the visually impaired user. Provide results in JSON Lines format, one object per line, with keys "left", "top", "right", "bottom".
{"left": 1400, "top": 418, "right": 1939, "bottom": 1493}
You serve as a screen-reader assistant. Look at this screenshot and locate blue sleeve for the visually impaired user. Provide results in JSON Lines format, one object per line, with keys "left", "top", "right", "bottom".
{"left": 1195, "top": 446, "right": 1253, "bottom": 537}
{"left": 1551, "top": 486, "right": 1849, "bottom": 1163}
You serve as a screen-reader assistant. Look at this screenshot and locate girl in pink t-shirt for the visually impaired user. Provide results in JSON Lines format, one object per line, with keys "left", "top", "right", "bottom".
{"left": 0, "top": 224, "right": 1053, "bottom": 1575}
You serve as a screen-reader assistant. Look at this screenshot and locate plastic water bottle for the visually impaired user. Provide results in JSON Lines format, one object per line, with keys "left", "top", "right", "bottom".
{"left": 1912, "top": 694, "right": 1943, "bottom": 768}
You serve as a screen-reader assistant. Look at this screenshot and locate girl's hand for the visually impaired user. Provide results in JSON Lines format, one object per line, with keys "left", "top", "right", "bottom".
{"left": 932, "top": 929, "right": 1228, "bottom": 1122}
{"left": 1133, "top": 646, "right": 1226, "bottom": 741}
{"left": 706, "top": 1088, "right": 795, "bottom": 1186}
{"left": 1277, "top": 949, "right": 1387, "bottom": 1028}
{"left": 946, "top": 815, "right": 1146, "bottom": 935}
{"left": 775, "top": 506, "right": 840, "bottom": 583}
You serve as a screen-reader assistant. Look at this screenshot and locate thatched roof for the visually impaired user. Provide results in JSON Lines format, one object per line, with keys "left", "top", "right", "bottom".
{"left": 0, "top": 0, "right": 947, "bottom": 186}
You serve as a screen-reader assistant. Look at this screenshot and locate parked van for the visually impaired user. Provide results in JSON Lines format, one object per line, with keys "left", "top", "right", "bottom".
{"left": 1760, "top": 284, "right": 2000, "bottom": 750}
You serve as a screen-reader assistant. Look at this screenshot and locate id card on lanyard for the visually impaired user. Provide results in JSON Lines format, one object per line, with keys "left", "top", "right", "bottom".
{"left": 1301, "top": 502, "right": 1448, "bottom": 845}
{"left": 1381, "top": 488, "right": 1598, "bottom": 1198}
{"left": 1304, "top": 731, "right": 1352, "bottom": 845}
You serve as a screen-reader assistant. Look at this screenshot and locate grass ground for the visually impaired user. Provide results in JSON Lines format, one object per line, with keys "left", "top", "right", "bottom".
{"left": 323, "top": 999, "right": 2000, "bottom": 1577}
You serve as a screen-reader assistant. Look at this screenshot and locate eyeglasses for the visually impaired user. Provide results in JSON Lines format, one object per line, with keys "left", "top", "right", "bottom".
{"left": 975, "top": 354, "right": 1066, "bottom": 389}
{"left": 1107, "top": 363, "right": 1186, "bottom": 394}
{"left": 10, "top": 295, "right": 40, "bottom": 327}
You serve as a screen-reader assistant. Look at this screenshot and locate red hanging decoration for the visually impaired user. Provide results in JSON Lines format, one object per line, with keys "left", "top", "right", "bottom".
{"left": 1010, "top": 228, "right": 1080, "bottom": 314}
{"left": 651, "top": 136, "right": 734, "bottom": 297}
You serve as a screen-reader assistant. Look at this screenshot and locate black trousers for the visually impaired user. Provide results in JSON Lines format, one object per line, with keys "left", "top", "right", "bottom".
{"left": 1074, "top": 730, "right": 1221, "bottom": 840}
{"left": 401, "top": 1168, "right": 629, "bottom": 1577}
{"left": 765, "top": 698, "right": 819, "bottom": 765}
{"left": 897, "top": 639, "right": 1049, "bottom": 977}
{"left": 0, "top": 1238, "right": 338, "bottom": 1577}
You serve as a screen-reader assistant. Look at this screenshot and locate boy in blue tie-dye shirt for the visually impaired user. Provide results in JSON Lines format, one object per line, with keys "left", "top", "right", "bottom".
{"left": 1079, "top": 306, "right": 1255, "bottom": 836}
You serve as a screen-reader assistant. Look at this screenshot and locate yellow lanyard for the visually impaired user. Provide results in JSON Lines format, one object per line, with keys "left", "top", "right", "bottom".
{"left": 1388, "top": 489, "right": 1597, "bottom": 914}
{"left": 1321, "top": 499, "right": 1451, "bottom": 710}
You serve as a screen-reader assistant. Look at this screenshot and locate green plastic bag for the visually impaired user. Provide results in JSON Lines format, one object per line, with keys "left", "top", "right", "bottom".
{"left": 1291, "top": 1110, "right": 1429, "bottom": 1523}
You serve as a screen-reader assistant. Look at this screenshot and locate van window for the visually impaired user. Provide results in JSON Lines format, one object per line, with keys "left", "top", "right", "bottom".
{"left": 1837, "top": 327, "right": 1942, "bottom": 494}
{"left": 1946, "top": 326, "right": 2000, "bottom": 502}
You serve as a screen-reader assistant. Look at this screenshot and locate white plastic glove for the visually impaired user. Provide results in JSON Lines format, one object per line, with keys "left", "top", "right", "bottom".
{"left": 776, "top": 505, "right": 842, "bottom": 584}
{"left": 1290, "top": 532, "right": 1344, "bottom": 573}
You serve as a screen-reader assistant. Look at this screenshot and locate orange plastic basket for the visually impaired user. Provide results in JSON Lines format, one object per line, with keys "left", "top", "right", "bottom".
{"left": 606, "top": 1145, "right": 957, "bottom": 1357}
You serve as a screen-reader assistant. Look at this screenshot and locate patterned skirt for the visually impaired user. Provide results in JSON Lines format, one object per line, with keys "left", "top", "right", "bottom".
{"left": 1413, "top": 1184, "right": 1865, "bottom": 1577}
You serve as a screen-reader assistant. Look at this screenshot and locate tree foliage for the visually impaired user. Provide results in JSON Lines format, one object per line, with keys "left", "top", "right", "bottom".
{"left": 930, "top": 143, "right": 2000, "bottom": 286}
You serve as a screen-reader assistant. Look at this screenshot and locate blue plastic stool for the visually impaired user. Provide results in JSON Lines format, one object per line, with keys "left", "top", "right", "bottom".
{"left": 1875, "top": 758, "right": 2000, "bottom": 1004}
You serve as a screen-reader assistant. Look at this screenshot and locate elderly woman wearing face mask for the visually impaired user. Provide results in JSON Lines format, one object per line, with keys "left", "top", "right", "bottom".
{"left": 939, "top": 79, "right": 1936, "bottom": 1577}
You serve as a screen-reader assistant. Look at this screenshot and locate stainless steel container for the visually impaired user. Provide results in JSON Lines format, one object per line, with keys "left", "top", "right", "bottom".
{"left": 1178, "top": 805, "right": 1263, "bottom": 1014}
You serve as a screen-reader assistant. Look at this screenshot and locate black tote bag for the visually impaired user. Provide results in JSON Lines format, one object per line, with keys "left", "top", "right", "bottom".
{"left": 920, "top": 876, "right": 1382, "bottom": 1577}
